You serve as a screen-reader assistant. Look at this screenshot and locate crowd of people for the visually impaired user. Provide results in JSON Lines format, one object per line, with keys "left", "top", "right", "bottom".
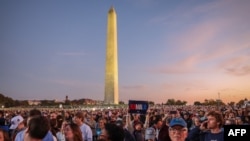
{"left": 0, "top": 104, "right": 249, "bottom": 141}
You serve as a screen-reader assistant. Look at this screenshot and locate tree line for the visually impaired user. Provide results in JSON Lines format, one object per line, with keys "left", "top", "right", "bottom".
{"left": 0, "top": 93, "right": 248, "bottom": 108}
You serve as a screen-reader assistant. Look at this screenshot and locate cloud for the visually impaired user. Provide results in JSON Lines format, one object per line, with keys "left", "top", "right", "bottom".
{"left": 216, "top": 49, "right": 250, "bottom": 76}
{"left": 152, "top": 55, "right": 200, "bottom": 74}
{"left": 153, "top": 5, "right": 250, "bottom": 75}
{"left": 219, "top": 88, "right": 243, "bottom": 93}
{"left": 225, "top": 65, "right": 250, "bottom": 76}
{"left": 178, "top": 22, "right": 220, "bottom": 51}
{"left": 220, "top": 56, "right": 249, "bottom": 67}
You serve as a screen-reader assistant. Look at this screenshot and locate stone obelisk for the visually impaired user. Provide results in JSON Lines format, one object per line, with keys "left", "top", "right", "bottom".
{"left": 104, "top": 6, "right": 119, "bottom": 104}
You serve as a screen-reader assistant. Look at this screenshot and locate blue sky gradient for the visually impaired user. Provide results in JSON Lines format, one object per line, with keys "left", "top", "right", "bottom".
{"left": 1, "top": 0, "right": 250, "bottom": 104}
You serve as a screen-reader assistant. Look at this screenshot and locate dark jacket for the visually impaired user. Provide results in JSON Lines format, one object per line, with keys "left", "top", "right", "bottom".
{"left": 124, "top": 128, "right": 136, "bottom": 141}
{"left": 133, "top": 130, "right": 144, "bottom": 141}
{"left": 158, "top": 124, "right": 171, "bottom": 141}
{"left": 186, "top": 126, "right": 201, "bottom": 141}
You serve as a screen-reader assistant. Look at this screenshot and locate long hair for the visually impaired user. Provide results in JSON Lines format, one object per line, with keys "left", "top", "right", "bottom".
{"left": 65, "top": 123, "right": 83, "bottom": 141}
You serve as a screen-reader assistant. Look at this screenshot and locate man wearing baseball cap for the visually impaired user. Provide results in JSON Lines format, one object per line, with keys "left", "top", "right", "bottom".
{"left": 9, "top": 115, "right": 26, "bottom": 140}
{"left": 145, "top": 127, "right": 156, "bottom": 141}
{"left": 10, "top": 115, "right": 24, "bottom": 130}
{"left": 168, "top": 118, "right": 188, "bottom": 141}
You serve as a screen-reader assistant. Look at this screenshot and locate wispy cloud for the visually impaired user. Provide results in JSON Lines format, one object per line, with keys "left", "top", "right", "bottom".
{"left": 151, "top": 55, "right": 200, "bottom": 74}
{"left": 177, "top": 22, "right": 220, "bottom": 51}
{"left": 151, "top": 0, "right": 250, "bottom": 75}
{"left": 225, "top": 65, "right": 250, "bottom": 76}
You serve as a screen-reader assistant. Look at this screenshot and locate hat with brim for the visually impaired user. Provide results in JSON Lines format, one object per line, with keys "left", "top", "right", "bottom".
{"left": 169, "top": 118, "right": 187, "bottom": 127}
{"left": 9, "top": 115, "right": 24, "bottom": 130}
{"left": 145, "top": 127, "right": 156, "bottom": 140}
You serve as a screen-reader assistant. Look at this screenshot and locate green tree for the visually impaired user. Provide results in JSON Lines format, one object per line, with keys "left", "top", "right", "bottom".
{"left": 165, "top": 99, "right": 187, "bottom": 105}
{"left": 227, "top": 101, "right": 235, "bottom": 106}
{"left": 166, "top": 99, "right": 175, "bottom": 105}
{"left": 236, "top": 98, "right": 248, "bottom": 106}
{"left": 194, "top": 101, "right": 202, "bottom": 105}
{"left": 148, "top": 101, "right": 155, "bottom": 105}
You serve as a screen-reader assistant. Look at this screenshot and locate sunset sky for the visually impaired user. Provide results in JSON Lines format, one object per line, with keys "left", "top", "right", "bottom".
{"left": 1, "top": 0, "right": 250, "bottom": 104}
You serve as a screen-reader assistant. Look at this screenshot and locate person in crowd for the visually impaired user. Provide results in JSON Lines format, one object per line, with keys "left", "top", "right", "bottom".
{"left": 198, "top": 111, "right": 206, "bottom": 122}
{"left": 50, "top": 112, "right": 57, "bottom": 120}
{"left": 64, "top": 112, "right": 73, "bottom": 123}
{"left": 183, "top": 113, "right": 192, "bottom": 131}
{"left": 53, "top": 114, "right": 64, "bottom": 140}
{"left": 243, "top": 115, "right": 250, "bottom": 124}
{"left": 199, "top": 110, "right": 224, "bottom": 141}
{"left": 186, "top": 117, "right": 201, "bottom": 141}
{"left": 95, "top": 118, "right": 107, "bottom": 140}
{"left": 133, "top": 121, "right": 144, "bottom": 141}
{"left": 144, "top": 127, "right": 156, "bottom": 141}
{"left": 168, "top": 118, "right": 188, "bottom": 141}
{"left": 115, "top": 118, "right": 136, "bottom": 141}
{"left": 158, "top": 116, "right": 171, "bottom": 141}
{"left": 108, "top": 113, "right": 117, "bottom": 124}
{"left": 98, "top": 123, "right": 124, "bottom": 141}
{"left": 56, "top": 120, "right": 68, "bottom": 141}
{"left": 236, "top": 108, "right": 245, "bottom": 120}
{"left": 228, "top": 111, "right": 236, "bottom": 120}
{"left": 50, "top": 118, "right": 60, "bottom": 139}
{"left": 73, "top": 111, "right": 92, "bottom": 141}
{"left": 169, "top": 111, "right": 178, "bottom": 119}
{"left": 64, "top": 122, "right": 83, "bottom": 141}
{"left": 131, "top": 114, "right": 141, "bottom": 129}
{"left": 85, "top": 114, "right": 97, "bottom": 141}
{"left": 224, "top": 119, "right": 233, "bottom": 125}
{"left": 0, "top": 111, "right": 8, "bottom": 135}
{"left": 23, "top": 115, "right": 50, "bottom": 141}
{"left": 151, "top": 115, "right": 163, "bottom": 140}
{"left": 0, "top": 128, "right": 10, "bottom": 141}
{"left": 56, "top": 115, "right": 64, "bottom": 130}
{"left": 15, "top": 109, "right": 55, "bottom": 141}
{"left": 0, "top": 111, "right": 5, "bottom": 125}
{"left": 235, "top": 116, "right": 244, "bottom": 125}
{"left": 9, "top": 115, "right": 26, "bottom": 141}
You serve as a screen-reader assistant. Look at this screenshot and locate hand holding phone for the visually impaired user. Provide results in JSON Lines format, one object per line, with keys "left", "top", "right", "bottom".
{"left": 200, "top": 120, "right": 208, "bottom": 130}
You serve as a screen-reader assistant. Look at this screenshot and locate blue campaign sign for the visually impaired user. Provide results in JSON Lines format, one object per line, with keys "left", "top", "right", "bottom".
{"left": 128, "top": 100, "right": 149, "bottom": 114}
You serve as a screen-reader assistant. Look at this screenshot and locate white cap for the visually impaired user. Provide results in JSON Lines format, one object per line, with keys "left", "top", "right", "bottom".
{"left": 9, "top": 115, "right": 24, "bottom": 130}
{"left": 145, "top": 127, "right": 156, "bottom": 140}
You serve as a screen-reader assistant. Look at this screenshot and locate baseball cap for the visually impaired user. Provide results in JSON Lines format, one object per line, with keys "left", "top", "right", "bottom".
{"left": 145, "top": 127, "right": 156, "bottom": 140}
{"left": 169, "top": 118, "right": 187, "bottom": 127}
{"left": 9, "top": 115, "right": 24, "bottom": 130}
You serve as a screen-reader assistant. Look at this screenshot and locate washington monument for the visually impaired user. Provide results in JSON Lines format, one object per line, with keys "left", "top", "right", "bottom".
{"left": 104, "top": 6, "right": 119, "bottom": 104}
